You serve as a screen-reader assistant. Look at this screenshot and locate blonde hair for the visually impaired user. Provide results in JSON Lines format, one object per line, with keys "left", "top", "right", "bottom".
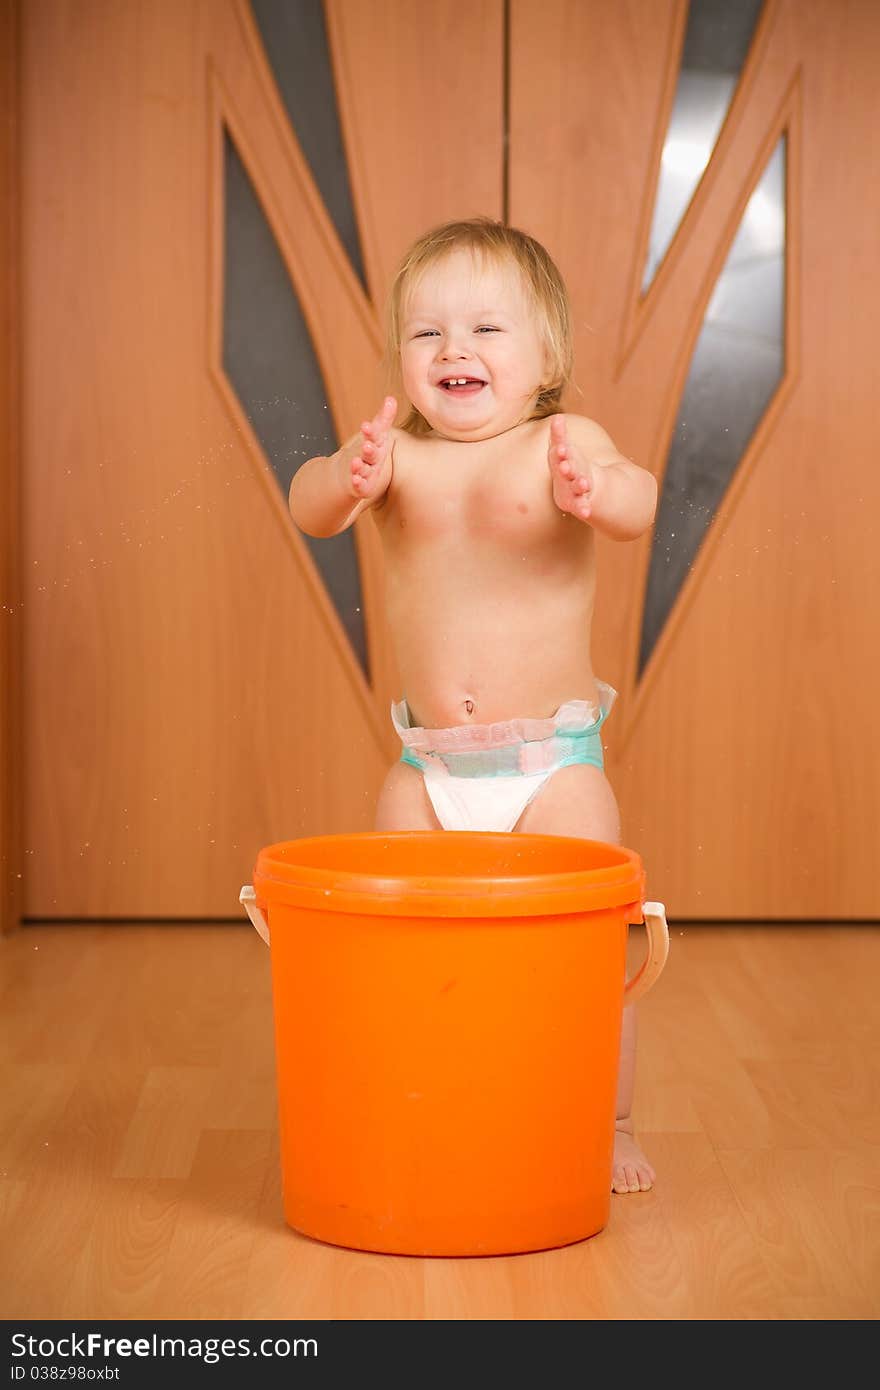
{"left": 381, "top": 217, "right": 575, "bottom": 436}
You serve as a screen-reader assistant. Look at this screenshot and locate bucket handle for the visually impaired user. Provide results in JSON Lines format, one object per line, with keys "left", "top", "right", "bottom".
{"left": 624, "top": 901, "right": 669, "bottom": 1006}
{"left": 240, "top": 886, "right": 670, "bottom": 1001}
{"left": 239, "top": 885, "right": 270, "bottom": 946}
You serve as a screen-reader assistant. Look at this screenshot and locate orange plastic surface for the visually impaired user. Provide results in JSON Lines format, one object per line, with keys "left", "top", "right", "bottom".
{"left": 252, "top": 832, "right": 643, "bottom": 1255}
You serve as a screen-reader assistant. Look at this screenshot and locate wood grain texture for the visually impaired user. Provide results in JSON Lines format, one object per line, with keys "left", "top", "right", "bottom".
{"left": 325, "top": 0, "right": 504, "bottom": 299}
{"left": 0, "top": 0, "right": 22, "bottom": 935}
{"left": 18, "top": 0, "right": 400, "bottom": 919}
{"left": 509, "top": 0, "right": 880, "bottom": 916}
{"left": 18, "top": 0, "right": 507, "bottom": 921}
{"left": 1, "top": 921, "right": 877, "bottom": 1320}
{"left": 15, "top": 0, "right": 880, "bottom": 923}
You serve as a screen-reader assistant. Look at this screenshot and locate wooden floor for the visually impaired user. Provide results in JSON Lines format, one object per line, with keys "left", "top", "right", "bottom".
{"left": 1, "top": 920, "right": 878, "bottom": 1321}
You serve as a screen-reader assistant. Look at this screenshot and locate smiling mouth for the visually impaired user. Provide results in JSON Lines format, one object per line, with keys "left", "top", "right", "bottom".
{"left": 438, "top": 378, "right": 487, "bottom": 393}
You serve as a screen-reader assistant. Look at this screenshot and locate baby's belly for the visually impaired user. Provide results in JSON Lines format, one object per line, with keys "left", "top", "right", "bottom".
{"left": 390, "top": 593, "right": 599, "bottom": 728}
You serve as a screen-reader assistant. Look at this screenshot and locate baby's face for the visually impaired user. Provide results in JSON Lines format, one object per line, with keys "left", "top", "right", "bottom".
{"left": 400, "top": 249, "right": 550, "bottom": 442}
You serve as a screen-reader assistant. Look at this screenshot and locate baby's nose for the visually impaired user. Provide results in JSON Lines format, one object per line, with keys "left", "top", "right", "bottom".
{"left": 439, "top": 341, "right": 472, "bottom": 360}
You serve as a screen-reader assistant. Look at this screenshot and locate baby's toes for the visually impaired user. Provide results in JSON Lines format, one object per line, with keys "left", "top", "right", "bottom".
{"left": 612, "top": 1163, "right": 640, "bottom": 1194}
{"left": 611, "top": 1133, "right": 655, "bottom": 1194}
{"left": 635, "top": 1161, "right": 655, "bottom": 1192}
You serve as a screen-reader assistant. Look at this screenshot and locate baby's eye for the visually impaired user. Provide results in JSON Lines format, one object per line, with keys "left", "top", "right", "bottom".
{"left": 414, "top": 330, "right": 439, "bottom": 337}
{"left": 476, "top": 325, "right": 499, "bottom": 333}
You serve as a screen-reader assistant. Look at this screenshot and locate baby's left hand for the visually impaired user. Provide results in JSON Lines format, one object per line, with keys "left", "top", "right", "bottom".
{"left": 548, "top": 414, "right": 601, "bottom": 523}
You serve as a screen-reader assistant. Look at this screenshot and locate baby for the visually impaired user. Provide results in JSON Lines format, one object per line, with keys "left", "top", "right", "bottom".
{"left": 289, "top": 218, "right": 658, "bottom": 1194}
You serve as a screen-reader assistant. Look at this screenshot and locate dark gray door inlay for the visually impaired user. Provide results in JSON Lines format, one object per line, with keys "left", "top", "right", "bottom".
{"left": 643, "top": 0, "right": 765, "bottom": 291}
{"left": 249, "top": 0, "right": 368, "bottom": 291}
{"left": 640, "top": 135, "right": 786, "bottom": 675}
{"left": 223, "top": 130, "right": 369, "bottom": 677}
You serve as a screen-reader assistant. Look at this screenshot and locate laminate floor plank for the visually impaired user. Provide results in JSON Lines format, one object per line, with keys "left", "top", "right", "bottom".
{"left": 1, "top": 923, "right": 877, "bottom": 1320}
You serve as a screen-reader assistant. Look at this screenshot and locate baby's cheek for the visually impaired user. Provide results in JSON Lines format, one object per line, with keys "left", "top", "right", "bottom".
{"left": 400, "top": 353, "right": 428, "bottom": 390}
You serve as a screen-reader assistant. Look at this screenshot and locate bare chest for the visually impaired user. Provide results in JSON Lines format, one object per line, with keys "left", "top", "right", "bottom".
{"left": 375, "top": 426, "right": 579, "bottom": 559}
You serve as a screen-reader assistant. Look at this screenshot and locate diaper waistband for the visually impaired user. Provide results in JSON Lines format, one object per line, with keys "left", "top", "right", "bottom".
{"left": 391, "top": 682, "right": 616, "bottom": 778}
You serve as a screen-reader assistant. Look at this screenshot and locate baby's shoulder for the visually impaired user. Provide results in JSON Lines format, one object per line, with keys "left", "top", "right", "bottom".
{"left": 387, "top": 424, "right": 420, "bottom": 454}
{"left": 381, "top": 425, "right": 422, "bottom": 497}
{"left": 387, "top": 424, "right": 405, "bottom": 448}
{"left": 557, "top": 412, "right": 613, "bottom": 446}
{"left": 387, "top": 424, "right": 414, "bottom": 468}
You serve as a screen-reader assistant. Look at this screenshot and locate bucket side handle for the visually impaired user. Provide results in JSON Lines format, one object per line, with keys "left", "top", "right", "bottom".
{"left": 240, "top": 885, "right": 270, "bottom": 946}
{"left": 623, "top": 902, "right": 668, "bottom": 1006}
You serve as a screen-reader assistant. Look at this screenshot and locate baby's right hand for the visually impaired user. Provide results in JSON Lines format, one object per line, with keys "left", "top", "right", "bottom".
{"left": 345, "top": 396, "right": 397, "bottom": 500}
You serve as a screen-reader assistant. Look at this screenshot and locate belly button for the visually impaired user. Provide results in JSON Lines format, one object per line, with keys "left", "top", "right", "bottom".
{"left": 465, "top": 699, "right": 474, "bottom": 715}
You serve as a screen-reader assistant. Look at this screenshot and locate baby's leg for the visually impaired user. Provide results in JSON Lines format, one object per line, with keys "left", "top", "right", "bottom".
{"left": 374, "top": 760, "right": 441, "bottom": 831}
{"left": 515, "top": 763, "right": 656, "bottom": 1194}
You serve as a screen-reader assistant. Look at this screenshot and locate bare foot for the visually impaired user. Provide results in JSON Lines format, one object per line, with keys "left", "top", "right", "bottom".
{"left": 612, "top": 1123, "right": 655, "bottom": 1193}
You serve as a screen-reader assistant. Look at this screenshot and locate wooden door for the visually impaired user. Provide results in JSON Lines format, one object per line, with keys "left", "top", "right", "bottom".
{"left": 10, "top": 0, "right": 879, "bottom": 922}
{"left": 15, "top": 0, "right": 503, "bottom": 919}
{"left": 511, "top": 0, "right": 880, "bottom": 917}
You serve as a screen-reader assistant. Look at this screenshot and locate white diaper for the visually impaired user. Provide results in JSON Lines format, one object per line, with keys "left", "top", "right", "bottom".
{"left": 391, "top": 684, "right": 616, "bottom": 833}
{"left": 414, "top": 769, "right": 555, "bottom": 834}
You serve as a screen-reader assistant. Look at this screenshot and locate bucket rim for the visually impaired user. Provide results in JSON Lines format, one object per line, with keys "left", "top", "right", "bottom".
{"left": 251, "top": 830, "right": 646, "bottom": 919}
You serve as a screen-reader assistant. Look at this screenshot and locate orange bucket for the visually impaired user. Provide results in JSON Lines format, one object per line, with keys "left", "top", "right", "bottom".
{"left": 240, "top": 831, "right": 667, "bottom": 1257}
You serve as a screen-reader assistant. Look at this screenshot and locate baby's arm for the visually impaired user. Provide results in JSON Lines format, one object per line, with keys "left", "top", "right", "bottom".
{"left": 288, "top": 396, "right": 396, "bottom": 537}
{"left": 548, "top": 414, "right": 657, "bottom": 541}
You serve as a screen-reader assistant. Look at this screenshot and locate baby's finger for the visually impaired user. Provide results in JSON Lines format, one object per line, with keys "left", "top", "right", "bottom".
{"left": 370, "top": 396, "right": 397, "bottom": 437}
{"left": 360, "top": 428, "right": 384, "bottom": 463}
{"left": 550, "top": 413, "right": 568, "bottom": 444}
